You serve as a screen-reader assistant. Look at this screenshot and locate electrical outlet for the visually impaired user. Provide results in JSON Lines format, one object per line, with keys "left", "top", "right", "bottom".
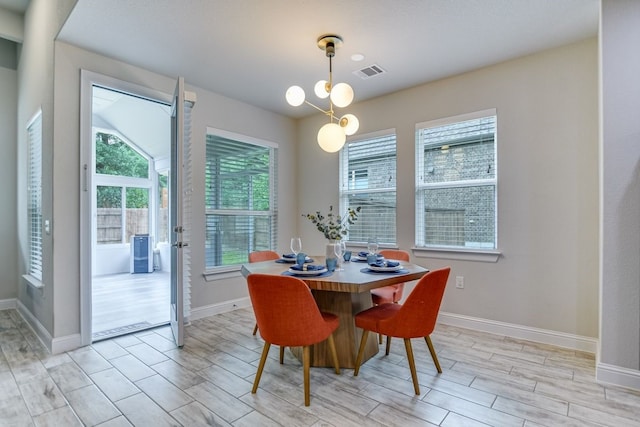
{"left": 456, "top": 276, "right": 464, "bottom": 289}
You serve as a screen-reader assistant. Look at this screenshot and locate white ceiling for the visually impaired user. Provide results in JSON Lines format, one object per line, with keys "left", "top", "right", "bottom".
{"left": 92, "top": 87, "right": 171, "bottom": 161}
{"left": 56, "top": 0, "right": 600, "bottom": 119}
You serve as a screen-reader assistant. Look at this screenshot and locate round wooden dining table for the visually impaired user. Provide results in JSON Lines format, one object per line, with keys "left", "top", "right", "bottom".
{"left": 241, "top": 255, "right": 429, "bottom": 369}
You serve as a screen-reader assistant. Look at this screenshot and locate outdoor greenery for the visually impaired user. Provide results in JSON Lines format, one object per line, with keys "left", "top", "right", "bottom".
{"left": 96, "top": 132, "right": 150, "bottom": 208}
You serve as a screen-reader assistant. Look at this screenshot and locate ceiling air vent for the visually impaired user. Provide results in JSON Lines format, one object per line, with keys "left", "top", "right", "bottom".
{"left": 354, "top": 64, "right": 386, "bottom": 79}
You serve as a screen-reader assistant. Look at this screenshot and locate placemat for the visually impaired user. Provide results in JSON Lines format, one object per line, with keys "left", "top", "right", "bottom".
{"left": 359, "top": 267, "right": 409, "bottom": 275}
{"left": 282, "top": 270, "right": 333, "bottom": 278}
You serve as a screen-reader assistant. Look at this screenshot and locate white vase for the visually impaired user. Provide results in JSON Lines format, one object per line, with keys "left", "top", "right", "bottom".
{"left": 325, "top": 240, "right": 338, "bottom": 260}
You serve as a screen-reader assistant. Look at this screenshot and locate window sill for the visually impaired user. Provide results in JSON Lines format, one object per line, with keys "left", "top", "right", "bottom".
{"left": 412, "top": 247, "right": 501, "bottom": 263}
{"left": 23, "top": 274, "right": 44, "bottom": 289}
{"left": 203, "top": 266, "right": 243, "bottom": 282}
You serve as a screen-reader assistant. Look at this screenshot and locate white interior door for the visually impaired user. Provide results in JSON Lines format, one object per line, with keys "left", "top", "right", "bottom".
{"left": 170, "top": 77, "right": 196, "bottom": 347}
{"left": 80, "top": 70, "right": 175, "bottom": 346}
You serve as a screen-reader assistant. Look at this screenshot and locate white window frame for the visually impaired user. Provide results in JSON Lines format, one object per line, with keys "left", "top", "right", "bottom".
{"left": 340, "top": 129, "right": 397, "bottom": 246}
{"left": 93, "top": 127, "right": 155, "bottom": 247}
{"left": 414, "top": 109, "right": 501, "bottom": 262}
{"left": 204, "top": 128, "right": 278, "bottom": 274}
{"left": 25, "top": 109, "right": 43, "bottom": 286}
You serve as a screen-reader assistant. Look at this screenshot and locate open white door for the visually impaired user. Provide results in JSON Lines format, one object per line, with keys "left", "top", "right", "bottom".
{"left": 170, "top": 77, "right": 196, "bottom": 347}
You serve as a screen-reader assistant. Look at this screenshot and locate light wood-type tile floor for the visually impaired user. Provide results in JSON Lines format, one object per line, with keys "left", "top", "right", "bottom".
{"left": 92, "top": 272, "right": 170, "bottom": 340}
{"left": 1, "top": 307, "right": 639, "bottom": 426}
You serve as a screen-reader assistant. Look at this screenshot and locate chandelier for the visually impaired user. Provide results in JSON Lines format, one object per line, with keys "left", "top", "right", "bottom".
{"left": 285, "top": 34, "right": 359, "bottom": 153}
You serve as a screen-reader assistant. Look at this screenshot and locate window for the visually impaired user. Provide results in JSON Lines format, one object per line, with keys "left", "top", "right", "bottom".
{"left": 415, "top": 109, "right": 497, "bottom": 250}
{"left": 27, "top": 110, "right": 43, "bottom": 281}
{"left": 340, "top": 131, "right": 396, "bottom": 245}
{"left": 94, "top": 131, "right": 152, "bottom": 245}
{"left": 205, "top": 131, "right": 278, "bottom": 269}
{"left": 96, "top": 185, "right": 150, "bottom": 244}
{"left": 95, "top": 131, "right": 149, "bottom": 178}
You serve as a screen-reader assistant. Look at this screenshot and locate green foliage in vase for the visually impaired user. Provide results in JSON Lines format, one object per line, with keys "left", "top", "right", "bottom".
{"left": 303, "top": 205, "right": 361, "bottom": 240}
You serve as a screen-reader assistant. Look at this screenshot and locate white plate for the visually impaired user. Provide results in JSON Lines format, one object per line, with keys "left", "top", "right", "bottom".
{"left": 352, "top": 255, "right": 384, "bottom": 262}
{"left": 367, "top": 264, "right": 402, "bottom": 272}
{"left": 288, "top": 267, "right": 327, "bottom": 276}
{"left": 280, "top": 256, "right": 311, "bottom": 263}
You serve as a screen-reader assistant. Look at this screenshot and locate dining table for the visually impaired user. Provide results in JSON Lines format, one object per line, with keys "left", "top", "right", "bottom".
{"left": 241, "top": 254, "right": 429, "bottom": 369}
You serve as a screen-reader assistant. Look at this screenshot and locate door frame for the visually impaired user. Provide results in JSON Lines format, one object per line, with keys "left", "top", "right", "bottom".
{"left": 79, "top": 70, "right": 173, "bottom": 346}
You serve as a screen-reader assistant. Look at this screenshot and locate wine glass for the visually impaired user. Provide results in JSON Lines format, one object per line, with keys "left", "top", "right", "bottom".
{"left": 367, "top": 237, "right": 379, "bottom": 255}
{"left": 334, "top": 241, "right": 344, "bottom": 271}
{"left": 290, "top": 237, "right": 302, "bottom": 256}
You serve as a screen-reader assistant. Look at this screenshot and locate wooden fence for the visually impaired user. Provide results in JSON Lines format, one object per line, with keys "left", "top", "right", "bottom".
{"left": 97, "top": 208, "right": 168, "bottom": 244}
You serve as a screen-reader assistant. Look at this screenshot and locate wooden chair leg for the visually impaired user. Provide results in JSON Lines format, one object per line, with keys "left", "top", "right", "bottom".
{"left": 252, "top": 342, "right": 271, "bottom": 394}
{"left": 252, "top": 323, "right": 258, "bottom": 336}
{"left": 385, "top": 335, "right": 391, "bottom": 355}
{"left": 353, "top": 330, "right": 369, "bottom": 376}
{"left": 303, "top": 345, "right": 311, "bottom": 406}
{"left": 425, "top": 335, "right": 442, "bottom": 373}
{"left": 379, "top": 333, "right": 383, "bottom": 344}
{"left": 404, "top": 338, "right": 420, "bottom": 395}
{"left": 279, "top": 346, "right": 285, "bottom": 364}
{"left": 327, "top": 334, "right": 340, "bottom": 375}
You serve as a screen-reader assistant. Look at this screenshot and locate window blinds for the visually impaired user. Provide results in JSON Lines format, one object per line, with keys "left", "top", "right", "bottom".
{"left": 340, "top": 133, "right": 397, "bottom": 245}
{"left": 415, "top": 111, "right": 497, "bottom": 249}
{"left": 27, "top": 111, "right": 43, "bottom": 281}
{"left": 205, "top": 134, "right": 277, "bottom": 268}
{"left": 181, "top": 99, "right": 194, "bottom": 320}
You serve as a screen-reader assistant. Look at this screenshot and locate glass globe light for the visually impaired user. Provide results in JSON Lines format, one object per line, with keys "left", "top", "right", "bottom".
{"left": 317, "top": 122, "right": 346, "bottom": 153}
{"left": 285, "top": 85, "right": 305, "bottom": 106}
{"left": 330, "top": 82, "right": 354, "bottom": 108}
{"left": 340, "top": 114, "right": 359, "bottom": 136}
{"left": 314, "top": 80, "right": 330, "bottom": 99}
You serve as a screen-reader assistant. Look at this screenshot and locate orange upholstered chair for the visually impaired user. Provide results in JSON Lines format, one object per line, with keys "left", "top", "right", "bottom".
{"left": 371, "top": 249, "right": 410, "bottom": 305}
{"left": 248, "top": 250, "right": 280, "bottom": 263}
{"left": 354, "top": 267, "right": 451, "bottom": 395}
{"left": 248, "top": 250, "right": 280, "bottom": 335}
{"left": 371, "top": 249, "right": 411, "bottom": 344}
{"left": 247, "top": 273, "right": 340, "bottom": 406}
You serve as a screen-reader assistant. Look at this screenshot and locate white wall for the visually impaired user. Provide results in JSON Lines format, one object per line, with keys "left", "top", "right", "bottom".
{"left": 16, "top": 0, "right": 76, "bottom": 337}
{"left": 0, "top": 65, "right": 17, "bottom": 301}
{"left": 599, "top": 0, "right": 640, "bottom": 387}
{"left": 298, "top": 38, "right": 599, "bottom": 339}
{"left": 52, "top": 41, "right": 297, "bottom": 338}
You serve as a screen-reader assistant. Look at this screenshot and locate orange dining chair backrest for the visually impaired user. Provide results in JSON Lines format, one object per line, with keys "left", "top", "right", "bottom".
{"left": 248, "top": 250, "right": 280, "bottom": 336}
{"left": 248, "top": 250, "right": 280, "bottom": 263}
{"left": 380, "top": 267, "right": 450, "bottom": 338}
{"left": 353, "top": 267, "right": 451, "bottom": 395}
{"left": 374, "top": 249, "right": 411, "bottom": 303}
{"left": 248, "top": 273, "right": 337, "bottom": 346}
{"left": 378, "top": 249, "right": 410, "bottom": 263}
{"left": 247, "top": 273, "right": 340, "bottom": 406}
{"left": 371, "top": 249, "right": 411, "bottom": 345}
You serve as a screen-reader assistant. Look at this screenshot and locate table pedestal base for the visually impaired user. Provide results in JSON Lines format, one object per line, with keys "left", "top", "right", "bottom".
{"left": 290, "top": 290, "right": 378, "bottom": 369}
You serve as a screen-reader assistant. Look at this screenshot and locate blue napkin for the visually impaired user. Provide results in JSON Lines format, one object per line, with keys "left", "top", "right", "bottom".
{"left": 358, "top": 251, "right": 382, "bottom": 258}
{"left": 282, "top": 253, "right": 296, "bottom": 259}
{"left": 290, "top": 264, "right": 325, "bottom": 271}
{"left": 369, "top": 260, "right": 400, "bottom": 267}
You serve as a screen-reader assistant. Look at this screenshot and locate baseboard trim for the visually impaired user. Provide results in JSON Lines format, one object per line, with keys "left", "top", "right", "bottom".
{"left": 597, "top": 362, "right": 640, "bottom": 391}
{"left": 16, "top": 300, "right": 53, "bottom": 353}
{"left": 0, "top": 298, "right": 17, "bottom": 310}
{"left": 192, "top": 302, "right": 598, "bottom": 354}
{"left": 51, "top": 334, "right": 83, "bottom": 354}
{"left": 15, "top": 302, "right": 86, "bottom": 354}
{"left": 438, "top": 311, "right": 598, "bottom": 353}
{"left": 190, "top": 297, "right": 252, "bottom": 321}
